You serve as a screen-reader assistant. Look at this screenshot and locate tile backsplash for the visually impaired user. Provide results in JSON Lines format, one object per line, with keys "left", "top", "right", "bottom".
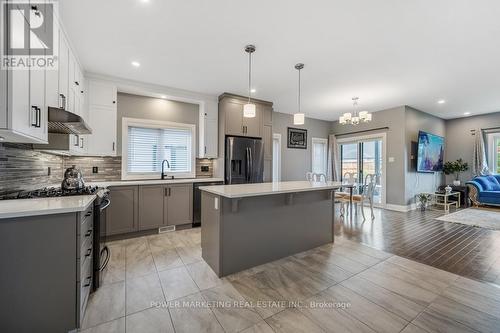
{"left": 0, "top": 142, "right": 215, "bottom": 196}
{"left": 0, "top": 143, "right": 64, "bottom": 196}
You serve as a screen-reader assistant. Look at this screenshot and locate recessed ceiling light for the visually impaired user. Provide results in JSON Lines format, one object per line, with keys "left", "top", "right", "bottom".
{"left": 437, "top": 99, "right": 446, "bottom": 104}
{"left": 250, "top": 89, "right": 256, "bottom": 93}
{"left": 141, "top": 0, "right": 150, "bottom": 3}
{"left": 131, "top": 61, "right": 141, "bottom": 67}
{"left": 464, "top": 112, "right": 471, "bottom": 116}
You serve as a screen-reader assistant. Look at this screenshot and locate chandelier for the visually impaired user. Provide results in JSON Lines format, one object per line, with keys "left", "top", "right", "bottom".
{"left": 339, "top": 97, "right": 372, "bottom": 125}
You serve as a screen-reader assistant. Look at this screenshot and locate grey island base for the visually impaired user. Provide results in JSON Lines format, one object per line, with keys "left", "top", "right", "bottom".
{"left": 200, "top": 181, "right": 345, "bottom": 277}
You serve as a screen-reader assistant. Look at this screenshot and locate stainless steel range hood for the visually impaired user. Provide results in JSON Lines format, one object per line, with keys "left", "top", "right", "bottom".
{"left": 48, "top": 107, "right": 92, "bottom": 135}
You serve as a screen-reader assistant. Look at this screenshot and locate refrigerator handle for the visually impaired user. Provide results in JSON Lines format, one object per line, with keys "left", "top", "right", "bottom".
{"left": 246, "top": 148, "right": 250, "bottom": 182}
{"left": 228, "top": 138, "right": 234, "bottom": 184}
{"left": 249, "top": 148, "right": 253, "bottom": 182}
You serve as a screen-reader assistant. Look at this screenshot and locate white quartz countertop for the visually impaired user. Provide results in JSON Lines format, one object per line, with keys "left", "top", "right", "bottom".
{"left": 0, "top": 195, "right": 96, "bottom": 219}
{"left": 89, "top": 177, "right": 224, "bottom": 188}
{"left": 199, "top": 181, "right": 346, "bottom": 198}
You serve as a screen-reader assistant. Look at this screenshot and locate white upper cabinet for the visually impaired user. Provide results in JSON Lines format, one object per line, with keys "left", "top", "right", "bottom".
{"left": 0, "top": 3, "right": 47, "bottom": 143}
{"left": 198, "top": 103, "right": 218, "bottom": 158}
{"left": 86, "top": 80, "right": 117, "bottom": 156}
{"left": 88, "top": 80, "right": 117, "bottom": 108}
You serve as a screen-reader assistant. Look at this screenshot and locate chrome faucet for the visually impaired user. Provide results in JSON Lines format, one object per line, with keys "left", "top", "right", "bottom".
{"left": 161, "top": 159, "right": 170, "bottom": 180}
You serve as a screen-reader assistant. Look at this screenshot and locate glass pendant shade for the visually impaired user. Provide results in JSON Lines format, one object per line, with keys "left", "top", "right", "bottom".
{"left": 366, "top": 113, "right": 372, "bottom": 121}
{"left": 243, "top": 103, "right": 256, "bottom": 118}
{"left": 343, "top": 112, "right": 352, "bottom": 121}
{"left": 339, "top": 116, "right": 346, "bottom": 124}
{"left": 294, "top": 113, "right": 305, "bottom": 125}
{"left": 351, "top": 116, "right": 360, "bottom": 125}
{"left": 359, "top": 111, "right": 368, "bottom": 120}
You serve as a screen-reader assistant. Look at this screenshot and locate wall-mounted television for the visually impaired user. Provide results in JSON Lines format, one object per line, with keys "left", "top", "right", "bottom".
{"left": 417, "top": 131, "right": 444, "bottom": 172}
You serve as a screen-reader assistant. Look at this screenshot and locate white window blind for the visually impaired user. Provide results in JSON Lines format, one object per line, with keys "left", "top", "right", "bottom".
{"left": 312, "top": 138, "right": 328, "bottom": 175}
{"left": 127, "top": 126, "right": 192, "bottom": 174}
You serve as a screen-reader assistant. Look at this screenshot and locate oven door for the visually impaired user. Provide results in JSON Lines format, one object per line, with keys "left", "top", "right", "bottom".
{"left": 93, "top": 195, "right": 110, "bottom": 291}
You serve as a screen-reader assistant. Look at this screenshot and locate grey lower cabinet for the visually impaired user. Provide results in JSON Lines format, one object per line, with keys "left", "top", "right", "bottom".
{"left": 164, "top": 184, "right": 193, "bottom": 226}
{"left": 138, "top": 185, "right": 165, "bottom": 230}
{"left": 106, "top": 186, "right": 138, "bottom": 235}
{"left": 0, "top": 208, "right": 94, "bottom": 333}
{"left": 107, "top": 183, "right": 193, "bottom": 234}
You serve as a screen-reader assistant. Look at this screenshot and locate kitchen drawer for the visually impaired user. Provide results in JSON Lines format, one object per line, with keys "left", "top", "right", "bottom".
{"left": 79, "top": 256, "right": 92, "bottom": 317}
{"left": 80, "top": 214, "right": 93, "bottom": 247}
{"left": 80, "top": 205, "right": 94, "bottom": 225}
{"left": 80, "top": 237, "right": 93, "bottom": 264}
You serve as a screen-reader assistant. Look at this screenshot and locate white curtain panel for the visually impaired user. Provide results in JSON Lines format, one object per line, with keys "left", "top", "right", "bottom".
{"left": 327, "top": 134, "right": 340, "bottom": 181}
{"left": 472, "top": 129, "right": 490, "bottom": 176}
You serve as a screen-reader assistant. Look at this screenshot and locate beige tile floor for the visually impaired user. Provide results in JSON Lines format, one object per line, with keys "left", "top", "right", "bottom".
{"left": 80, "top": 228, "right": 500, "bottom": 333}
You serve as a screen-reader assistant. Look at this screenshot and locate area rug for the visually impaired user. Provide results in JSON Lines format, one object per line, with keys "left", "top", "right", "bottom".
{"left": 436, "top": 207, "right": 500, "bottom": 230}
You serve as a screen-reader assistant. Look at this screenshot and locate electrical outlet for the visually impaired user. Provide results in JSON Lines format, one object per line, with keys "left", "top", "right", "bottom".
{"left": 92, "top": 166, "right": 98, "bottom": 174}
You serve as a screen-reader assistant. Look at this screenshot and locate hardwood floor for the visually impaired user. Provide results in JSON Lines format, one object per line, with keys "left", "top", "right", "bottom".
{"left": 334, "top": 207, "right": 500, "bottom": 285}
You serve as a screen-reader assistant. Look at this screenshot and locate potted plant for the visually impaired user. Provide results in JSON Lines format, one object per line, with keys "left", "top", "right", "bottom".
{"left": 443, "top": 158, "right": 469, "bottom": 186}
{"left": 417, "top": 193, "right": 432, "bottom": 211}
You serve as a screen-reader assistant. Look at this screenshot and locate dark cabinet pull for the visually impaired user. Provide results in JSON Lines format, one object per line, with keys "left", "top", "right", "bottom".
{"left": 74, "top": 135, "right": 79, "bottom": 146}
{"left": 204, "top": 146, "right": 207, "bottom": 155}
{"left": 164, "top": 188, "right": 168, "bottom": 196}
{"left": 80, "top": 137, "right": 84, "bottom": 148}
{"left": 75, "top": 81, "right": 80, "bottom": 86}
{"left": 30, "top": 106, "right": 38, "bottom": 127}
{"left": 36, "top": 107, "right": 41, "bottom": 128}
{"left": 169, "top": 188, "right": 171, "bottom": 196}
{"left": 83, "top": 276, "right": 92, "bottom": 287}
{"left": 112, "top": 142, "right": 115, "bottom": 151}
{"left": 59, "top": 94, "right": 66, "bottom": 109}
{"left": 85, "top": 229, "right": 92, "bottom": 237}
{"left": 85, "top": 211, "right": 92, "bottom": 217}
{"left": 85, "top": 248, "right": 92, "bottom": 257}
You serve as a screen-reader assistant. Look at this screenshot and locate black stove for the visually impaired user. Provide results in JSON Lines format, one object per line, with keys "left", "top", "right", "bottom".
{"left": 0, "top": 186, "right": 99, "bottom": 200}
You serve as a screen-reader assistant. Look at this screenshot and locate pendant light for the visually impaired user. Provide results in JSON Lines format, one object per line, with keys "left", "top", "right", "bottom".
{"left": 293, "top": 63, "right": 305, "bottom": 125}
{"left": 243, "top": 45, "right": 256, "bottom": 118}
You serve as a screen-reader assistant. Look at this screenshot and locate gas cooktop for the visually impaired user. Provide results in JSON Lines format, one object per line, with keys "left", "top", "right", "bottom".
{"left": 0, "top": 186, "right": 99, "bottom": 200}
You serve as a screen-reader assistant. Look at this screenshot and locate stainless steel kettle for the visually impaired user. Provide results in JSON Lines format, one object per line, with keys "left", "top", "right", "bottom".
{"left": 61, "top": 165, "right": 85, "bottom": 190}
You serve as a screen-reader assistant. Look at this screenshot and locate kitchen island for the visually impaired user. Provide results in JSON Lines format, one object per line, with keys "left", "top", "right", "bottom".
{"left": 199, "top": 181, "right": 345, "bottom": 277}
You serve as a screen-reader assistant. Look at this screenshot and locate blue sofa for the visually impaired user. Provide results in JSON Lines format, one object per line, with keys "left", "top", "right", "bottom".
{"left": 466, "top": 175, "right": 500, "bottom": 206}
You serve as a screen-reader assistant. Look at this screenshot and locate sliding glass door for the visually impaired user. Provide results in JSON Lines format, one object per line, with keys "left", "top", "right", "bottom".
{"left": 339, "top": 136, "right": 385, "bottom": 205}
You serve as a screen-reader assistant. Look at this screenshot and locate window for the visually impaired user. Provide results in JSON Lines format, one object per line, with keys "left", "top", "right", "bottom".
{"left": 122, "top": 118, "right": 196, "bottom": 180}
{"left": 487, "top": 133, "right": 500, "bottom": 174}
{"left": 311, "top": 138, "right": 328, "bottom": 175}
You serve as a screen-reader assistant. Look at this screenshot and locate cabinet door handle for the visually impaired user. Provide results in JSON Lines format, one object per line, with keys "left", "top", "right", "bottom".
{"left": 164, "top": 188, "right": 168, "bottom": 196}
{"left": 83, "top": 276, "right": 92, "bottom": 287}
{"left": 112, "top": 142, "right": 115, "bottom": 151}
{"left": 74, "top": 135, "right": 79, "bottom": 146}
{"left": 169, "top": 188, "right": 171, "bottom": 196}
{"left": 85, "top": 211, "right": 92, "bottom": 217}
{"left": 30, "top": 106, "right": 38, "bottom": 127}
{"left": 80, "top": 137, "right": 84, "bottom": 148}
{"left": 59, "top": 94, "right": 66, "bottom": 109}
{"left": 85, "top": 229, "right": 92, "bottom": 237}
{"left": 75, "top": 81, "right": 80, "bottom": 86}
{"left": 85, "top": 248, "right": 92, "bottom": 257}
{"left": 204, "top": 146, "right": 207, "bottom": 155}
{"left": 36, "top": 107, "right": 41, "bottom": 128}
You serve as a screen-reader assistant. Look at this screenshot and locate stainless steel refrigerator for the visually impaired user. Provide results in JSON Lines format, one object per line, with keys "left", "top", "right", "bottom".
{"left": 225, "top": 136, "right": 264, "bottom": 184}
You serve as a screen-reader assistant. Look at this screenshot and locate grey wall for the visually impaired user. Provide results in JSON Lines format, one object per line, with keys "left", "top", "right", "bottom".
{"left": 116, "top": 93, "right": 199, "bottom": 155}
{"left": 331, "top": 106, "right": 406, "bottom": 206}
{"left": 404, "top": 106, "right": 446, "bottom": 205}
{"left": 446, "top": 111, "right": 500, "bottom": 183}
{"left": 273, "top": 112, "right": 331, "bottom": 181}
{"left": 331, "top": 106, "right": 446, "bottom": 206}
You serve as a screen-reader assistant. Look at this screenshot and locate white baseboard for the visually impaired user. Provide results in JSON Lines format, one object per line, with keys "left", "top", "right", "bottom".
{"left": 384, "top": 203, "right": 418, "bottom": 212}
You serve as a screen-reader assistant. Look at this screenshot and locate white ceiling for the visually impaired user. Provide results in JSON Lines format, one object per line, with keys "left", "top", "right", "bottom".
{"left": 60, "top": 0, "right": 500, "bottom": 121}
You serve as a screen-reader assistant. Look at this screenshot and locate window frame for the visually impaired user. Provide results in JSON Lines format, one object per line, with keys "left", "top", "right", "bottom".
{"left": 121, "top": 117, "right": 196, "bottom": 180}
{"left": 487, "top": 133, "right": 500, "bottom": 174}
{"left": 311, "top": 137, "right": 328, "bottom": 175}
